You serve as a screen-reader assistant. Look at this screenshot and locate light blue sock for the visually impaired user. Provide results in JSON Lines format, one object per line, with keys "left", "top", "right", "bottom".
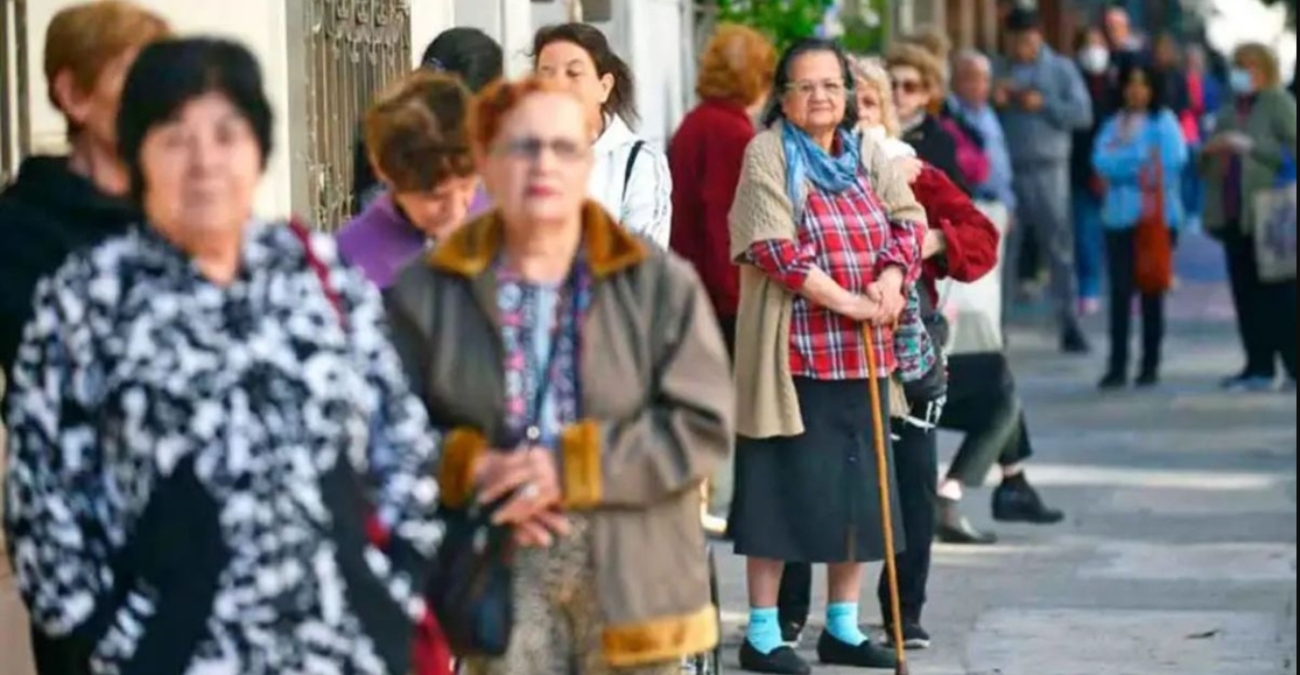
{"left": 826, "top": 602, "right": 869, "bottom": 647}
{"left": 747, "top": 607, "right": 783, "bottom": 655}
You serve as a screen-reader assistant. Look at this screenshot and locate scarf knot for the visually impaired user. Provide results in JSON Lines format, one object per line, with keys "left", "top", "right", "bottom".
{"left": 782, "top": 122, "right": 863, "bottom": 212}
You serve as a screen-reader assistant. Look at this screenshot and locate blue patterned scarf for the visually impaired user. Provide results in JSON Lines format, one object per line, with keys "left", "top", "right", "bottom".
{"left": 782, "top": 122, "right": 863, "bottom": 210}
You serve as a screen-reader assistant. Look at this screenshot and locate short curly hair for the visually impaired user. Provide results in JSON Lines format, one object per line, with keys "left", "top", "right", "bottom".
{"left": 886, "top": 42, "right": 946, "bottom": 95}
{"left": 695, "top": 24, "right": 777, "bottom": 107}
{"left": 364, "top": 71, "right": 475, "bottom": 194}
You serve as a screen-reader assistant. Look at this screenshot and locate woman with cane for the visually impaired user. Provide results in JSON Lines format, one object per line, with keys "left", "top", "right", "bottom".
{"left": 728, "top": 38, "right": 926, "bottom": 674}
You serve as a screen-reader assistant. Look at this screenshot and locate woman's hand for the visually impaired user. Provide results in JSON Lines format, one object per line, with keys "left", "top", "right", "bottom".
{"left": 866, "top": 267, "right": 907, "bottom": 324}
{"left": 837, "top": 294, "right": 885, "bottom": 323}
{"left": 476, "top": 449, "right": 564, "bottom": 531}
{"left": 922, "top": 230, "right": 948, "bottom": 260}
{"left": 894, "top": 157, "right": 925, "bottom": 185}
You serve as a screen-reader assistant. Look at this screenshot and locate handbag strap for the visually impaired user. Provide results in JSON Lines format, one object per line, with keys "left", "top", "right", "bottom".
{"left": 288, "top": 219, "right": 349, "bottom": 330}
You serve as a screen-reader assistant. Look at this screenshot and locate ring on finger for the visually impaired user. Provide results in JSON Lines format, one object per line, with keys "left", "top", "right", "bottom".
{"left": 520, "top": 482, "right": 541, "bottom": 501}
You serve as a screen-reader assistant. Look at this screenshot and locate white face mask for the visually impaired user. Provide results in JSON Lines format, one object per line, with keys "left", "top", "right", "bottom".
{"left": 1079, "top": 46, "right": 1111, "bottom": 75}
{"left": 1230, "top": 68, "right": 1257, "bottom": 95}
{"left": 863, "top": 125, "right": 888, "bottom": 143}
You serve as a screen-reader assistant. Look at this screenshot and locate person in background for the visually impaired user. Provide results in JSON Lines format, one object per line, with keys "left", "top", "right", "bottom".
{"left": 1104, "top": 5, "right": 1147, "bottom": 68}
{"left": 728, "top": 37, "right": 926, "bottom": 674}
{"left": 386, "top": 76, "right": 733, "bottom": 675}
{"left": 669, "top": 23, "right": 776, "bottom": 354}
{"left": 996, "top": 8, "right": 1095, "bottom": 353}
{"left": 1153, "top": 34, "right": 1192, "bottom": 123}
{"left": 5, "top": 37, "right": 442, "bottom": 675}
{"left": 949, "top": 50, "right": 1018, "bottom": 218}
{"left": 668, "top": 23, "right": 776, "bottom": 537}
{"left": 353, "top": 27, "right": 503, "bottom": 213}
{"left": 534, "top": 23, "right": 673, "bottom": 248}
{"left": 1201, "top": 43, "right": 1299, "bottom": 392}
{"left": 1093, "top": 62, "right": 1190, "bottom": 390}
{"left": 0, "top": 1, "right": 169, "bottom": 407}
{"left": 1071, "top": 26, "right": 1122, "bottom": 317}
{"left": 885, "top": 44, "right": 968, "bottom": 189}
{"left": 337, "top": 72, "right": 479, "bottom": 289}
{"left": 1182, "top": 43, "right": 1225, "bottom": 231}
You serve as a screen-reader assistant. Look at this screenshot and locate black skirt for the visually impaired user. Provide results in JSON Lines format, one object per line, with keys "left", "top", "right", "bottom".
{"left": 731, "top": 377, "right": 905, "bottom": 564}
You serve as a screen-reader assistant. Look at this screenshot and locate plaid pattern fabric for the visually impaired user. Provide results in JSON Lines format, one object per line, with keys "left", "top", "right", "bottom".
{"left": 748, "top": 176, "right": 924, "bottom": 380}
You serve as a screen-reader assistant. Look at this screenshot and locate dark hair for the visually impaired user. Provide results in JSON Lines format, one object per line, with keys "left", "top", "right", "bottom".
{"left": 762, "top": 38, "right": 859, "bottom": 132}
{"left": 1117, "top": 61, "right": 1168, "bottom": 117}
{"left": 1073, "top": 25, "right": 1106, "bottom": 52}
{"left": 1005, "top": 8, "right": 1042, "bottom": 34}
{"left": 420, "top": 27, "right": 504, "bottom": 93}
{"left": 532, "top": 23, "right": 639, "bottom": 126}
{"left": 117, "top": 37, "right": 273, "bottom": 205}
{"left": 365, "top": 71, "right": 474, "bottom": 193}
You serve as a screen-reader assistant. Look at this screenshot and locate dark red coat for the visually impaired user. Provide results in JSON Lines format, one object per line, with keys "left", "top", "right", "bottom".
{"left": 915, "top": 165, "right": 1001, "bottom": 303}
{"left": 668, "top": 99, "right": 755, "bottom": 319}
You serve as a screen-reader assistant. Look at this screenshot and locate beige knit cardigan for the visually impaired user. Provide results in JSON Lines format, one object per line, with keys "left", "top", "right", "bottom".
{"left": 729, "top": 123, "right": 928, "bottom": 440}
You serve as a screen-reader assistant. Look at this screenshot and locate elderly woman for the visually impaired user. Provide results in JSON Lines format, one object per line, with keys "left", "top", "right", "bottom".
{"left": 728, "top": 38, "right": 927, "bottom": 674}
{"left": 4, "top": 38, "right": 441, "bottom": 675}
{"left": 780, "top": 56, "right": 1003, "bottom": 653}
{"left": 385, "top": 77, "right": 733, "bottom": 675}
{"left": 0, "top": 0, "right": 169, "bottom": 395}
{"left": 338, "top": 71, "right": 481, "bottom": 288}
{"left": 533, "top": 23, "right": 673, "bottom": 248}
{"left": 1201, "top": 43, "right": 1299, "bottom": 392}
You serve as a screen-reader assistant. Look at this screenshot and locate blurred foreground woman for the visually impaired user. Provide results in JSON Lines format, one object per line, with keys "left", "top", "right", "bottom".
{"left": 385, "top": 77, "right": 733, "bottom": 674}
{"left": 4, "top": 38, "right": 442, "bottom": 675}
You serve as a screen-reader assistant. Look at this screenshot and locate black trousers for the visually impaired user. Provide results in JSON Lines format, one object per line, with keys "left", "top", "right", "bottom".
{"left": 1223, "top": 227, "right": 1299, "bottom": 380}
{"left": 777, "top": 402, "right": 939, "bottom": 628}
{"left": 1104, "top": 229, "right": 1167, "bottom": 377}
{"left": 940, "top": 353, "right": 1034, "bottom": 487}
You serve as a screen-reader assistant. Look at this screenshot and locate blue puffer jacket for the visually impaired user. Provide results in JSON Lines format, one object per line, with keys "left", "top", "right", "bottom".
{"left": 1092, "top": 109, "right": 1191, "bottom": 230}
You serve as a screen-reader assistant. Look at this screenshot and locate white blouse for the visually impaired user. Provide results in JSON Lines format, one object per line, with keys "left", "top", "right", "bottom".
{"left": 588, "top": 115, "right": 674, "bottom": 248}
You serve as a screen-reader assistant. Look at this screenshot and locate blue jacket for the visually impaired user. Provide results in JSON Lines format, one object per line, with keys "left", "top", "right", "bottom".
{"left": 1092, "top": 110, "right": 1190, "bottom": 230}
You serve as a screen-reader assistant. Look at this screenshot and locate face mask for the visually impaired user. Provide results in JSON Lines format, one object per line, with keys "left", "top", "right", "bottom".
{"left": 1079, "top": 46, "right": 1111, "bottom": 75}
{"left": 863, "top": 125, "right": 888, "bottom": 143}
{"left": 1230, "top": 68, "right": 1257, "bottom": 95}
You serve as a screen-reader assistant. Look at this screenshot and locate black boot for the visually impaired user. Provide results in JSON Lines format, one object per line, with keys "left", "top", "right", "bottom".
{"left": 1098, "top": 370, "right": 1128, "bottom": 391}
{"left": 936, "top": 497, "right": 998, "bottom": 545}
{"left": 993, "top": 473, "right": 1065, "bottom": 525}
{"left": 1061, "top": 323, "right": 1092, "bottom": 355}
{"left": 816, "top": 632, "right": 899, "bottom": 670}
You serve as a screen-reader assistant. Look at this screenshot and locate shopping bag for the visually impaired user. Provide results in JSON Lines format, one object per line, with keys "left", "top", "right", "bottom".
{"left": 1253, "top": 181, "right": 1298, "bottom": 283}
{"left": 1135, "top": 146, "right": 1174, "bottom": 295}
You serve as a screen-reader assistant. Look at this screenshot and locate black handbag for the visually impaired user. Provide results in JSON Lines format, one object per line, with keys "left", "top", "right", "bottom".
{"left": 424, "top": 496, "right": 517, "bottom": 656}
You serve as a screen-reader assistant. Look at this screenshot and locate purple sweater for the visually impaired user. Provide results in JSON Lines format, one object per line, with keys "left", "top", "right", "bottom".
{"left": 337, "top": 189, "right": 490, "bottom": 288}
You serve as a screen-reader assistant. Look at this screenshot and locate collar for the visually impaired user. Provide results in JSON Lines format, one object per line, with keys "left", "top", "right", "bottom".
{"left": 429, "top": 200, "right": 649, "bottom": 279}
{"left": 594, "top": 114, "right": 638, "bottom": 155}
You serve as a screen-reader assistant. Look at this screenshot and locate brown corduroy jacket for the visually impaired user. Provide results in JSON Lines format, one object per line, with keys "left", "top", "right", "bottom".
{"left": 384, "top": 202, "right": 734, "bottom": 667}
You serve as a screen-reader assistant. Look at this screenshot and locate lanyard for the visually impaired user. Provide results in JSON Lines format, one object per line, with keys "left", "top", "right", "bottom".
{"left": 517, "top": 265, "right": 582, "bottom": 448}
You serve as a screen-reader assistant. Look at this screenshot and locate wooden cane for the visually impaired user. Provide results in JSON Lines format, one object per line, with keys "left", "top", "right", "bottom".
{"left": 863, "top": 325, "right": 910, "bottom": 675}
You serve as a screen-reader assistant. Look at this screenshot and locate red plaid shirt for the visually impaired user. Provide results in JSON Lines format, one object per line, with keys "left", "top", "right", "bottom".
{"left": 748, "top": 175, "right": 923, "bottom": 380}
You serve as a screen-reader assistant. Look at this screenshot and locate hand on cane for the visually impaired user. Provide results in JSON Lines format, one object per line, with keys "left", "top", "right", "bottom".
{"left": 866, "top": 267, "right": 907, "bottom": 324}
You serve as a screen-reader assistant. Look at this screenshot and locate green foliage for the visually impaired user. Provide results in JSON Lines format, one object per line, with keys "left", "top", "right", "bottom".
{"left": 715, "top": 0, "right": 837, "bottom": 52}
{"left": 838, "top": 0, "right": 890, "bottom": 55}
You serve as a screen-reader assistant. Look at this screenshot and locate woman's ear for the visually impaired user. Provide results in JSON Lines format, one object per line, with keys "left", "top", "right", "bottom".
{"left": 52, "top": 70, "right": 93, "bottom": 129}
{"left": 598, "top": 72, "right": 615, "bottom": 106}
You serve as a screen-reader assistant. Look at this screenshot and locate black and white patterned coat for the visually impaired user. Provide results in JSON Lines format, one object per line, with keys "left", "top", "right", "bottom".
{"left": 3, "top": 222, "right": 443, "bottom": 675}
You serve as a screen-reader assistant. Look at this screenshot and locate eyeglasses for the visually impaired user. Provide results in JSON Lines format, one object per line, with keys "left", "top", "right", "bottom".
{"left": 892, "top": 79, "right": 926, "bottom": 96}
{"left": 787, "top": 80, "right": 847, "bottom": 99}
{"left": 493, "top": 137, "right": 591, "bottom": 164}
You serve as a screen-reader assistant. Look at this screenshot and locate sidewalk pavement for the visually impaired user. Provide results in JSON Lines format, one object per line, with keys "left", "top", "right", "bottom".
{"left": 714, "top": 285, "right": 1297, "bottom": 674}
{"left": 1, "top": 281, "right": 1295, "bottom": 675}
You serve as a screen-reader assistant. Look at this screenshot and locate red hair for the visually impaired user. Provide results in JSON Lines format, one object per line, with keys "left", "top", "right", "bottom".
{"left": 468, "top": 77, "right": 587, "bottom": 157}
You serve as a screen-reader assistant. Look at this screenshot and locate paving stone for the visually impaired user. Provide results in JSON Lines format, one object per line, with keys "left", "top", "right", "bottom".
{"left": 1081, "top": 542, "right": 1298, "bottom": 582}
{"left": 967, "top": 609, "right": 1284, "bottom": 675}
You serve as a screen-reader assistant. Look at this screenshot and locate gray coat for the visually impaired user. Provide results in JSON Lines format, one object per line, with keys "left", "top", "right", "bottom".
{"left": 996, "top": 46, "right": 1095, "bottom": 167}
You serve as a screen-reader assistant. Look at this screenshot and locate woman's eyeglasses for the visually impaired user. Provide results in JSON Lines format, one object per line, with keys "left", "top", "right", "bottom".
{"left": 892, "top": 79, "right": 926, "bottom": 96}
{"left": 493, "top": 137, "right": 591, "bottom": 164}
{"left": 788, "top": 80, "right": 847, "bottom": 99}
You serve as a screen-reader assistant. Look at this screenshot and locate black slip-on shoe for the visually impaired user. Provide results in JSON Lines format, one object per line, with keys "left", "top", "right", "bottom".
{"left": 739, "top": 641, "right": 811, "bottom": 675}
{"left": 816, "top": 631, "right": 900, "bottom": 669}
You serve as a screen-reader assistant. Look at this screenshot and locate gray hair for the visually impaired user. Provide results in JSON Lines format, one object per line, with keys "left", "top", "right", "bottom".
{"left": 954, "top": 49, "right": 993, "bottom": 75}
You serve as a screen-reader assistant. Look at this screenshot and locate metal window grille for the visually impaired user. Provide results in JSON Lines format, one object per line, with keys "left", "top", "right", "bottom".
{"left": 289, "top": 0, "right": 411, "bottom": 230}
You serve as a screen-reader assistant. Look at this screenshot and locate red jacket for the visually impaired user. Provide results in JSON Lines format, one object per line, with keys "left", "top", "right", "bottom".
{"left": 668, "top": 99, "right": 755, "bottom": 319}
{"left": 915, "top": 165, "right": 1001, "bottom": 303}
